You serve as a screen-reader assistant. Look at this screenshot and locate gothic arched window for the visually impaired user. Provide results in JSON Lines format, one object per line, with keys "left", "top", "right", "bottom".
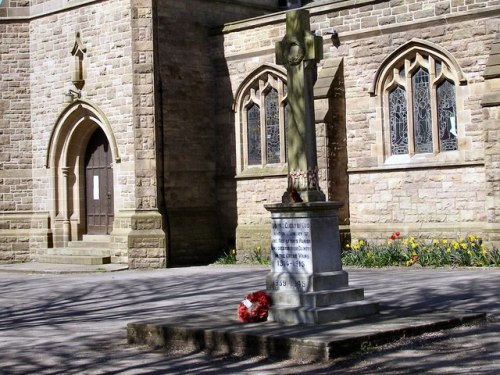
{"left": 385, "top": 54, "right": 458, "bottom": 156}
{"left": 371, "top": 39, "right": 465, "bottom": 162}
{"left": 234, "top": 66, "right": 288, "bottom": 174}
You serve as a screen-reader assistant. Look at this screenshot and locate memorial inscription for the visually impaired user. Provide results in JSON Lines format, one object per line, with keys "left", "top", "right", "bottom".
{"left": 271, "top": 218, "right": 312, "bottom": 274}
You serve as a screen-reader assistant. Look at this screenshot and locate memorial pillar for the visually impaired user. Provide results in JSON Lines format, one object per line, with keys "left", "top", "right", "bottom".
{"left": 265, "top": 10, "right": 378, "bottom": 325}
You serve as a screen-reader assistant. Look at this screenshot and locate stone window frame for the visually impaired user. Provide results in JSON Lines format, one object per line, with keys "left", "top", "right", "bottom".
{"left": 370, "top": 38, "right": 470, "bottom": 167}
{"left": 234, "top": 64, "right": 288, "bottom": 177}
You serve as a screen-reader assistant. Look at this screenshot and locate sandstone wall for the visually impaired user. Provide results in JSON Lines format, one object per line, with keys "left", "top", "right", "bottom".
{"left": 156, "top": 0, "right": 274, "bottom": 265}
{"left": 218, "top": 0, "right": 500, "bottom": 250}
{"left": 0, "top": 20, "right": 32, "bottom": 262}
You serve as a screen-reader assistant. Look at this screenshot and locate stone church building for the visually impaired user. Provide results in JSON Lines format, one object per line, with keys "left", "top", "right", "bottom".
{"left": 1, "top": 0, "right": 499, "bottom": 268}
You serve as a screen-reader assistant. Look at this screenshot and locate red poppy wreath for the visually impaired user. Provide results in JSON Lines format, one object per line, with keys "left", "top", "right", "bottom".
{"left": 237, "top": 290, "right": 272, "bottom": 323}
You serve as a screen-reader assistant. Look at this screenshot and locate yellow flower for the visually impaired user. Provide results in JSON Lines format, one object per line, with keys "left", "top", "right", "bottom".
{"left": 468, "top": 234, "right": 476, "bottom": 242}
{"left": 411, "top": 251, "right": 417, "bottom": 256}
{"left": 232, "top": 249, "right": 236, "bottom": 255}
{"left": 411, "top": 243, "right": 417, "bottom": 249}
{"left": 403, "top": 239, "right": 408, "bottom": 246}
{"left": 409, "top": 236, "right": 415, "bottom": 242}
{"left": 446, "top": 248, "right": 451, "bottom": 253}
{"left": 359, "top": 240, "right": 365, "bottom": 247}
{"left": 471, "top": 242, "right": 476, "bottom": 248}
{"left": 346, "top": 243, "right": 350, "bottom": 248}
{"left": 467, "top": 250, "right": 472, "bottom": 256}
{"left": 453, "top": 241, "right": 459, "bottom": 250}
{"left": 433, "top": 239, "right": 439, "bottom": 244}
{"left": 461, "top": 243, "right": 467, "bottom": 250}
{"left": 442, "top": 239, "right": 448, "bottom": 245}
{"left": 353, "top": 244, "right": 360, "bottom": 251}
{"left": 481, "top": 248, "right": 488, "bottom": 255}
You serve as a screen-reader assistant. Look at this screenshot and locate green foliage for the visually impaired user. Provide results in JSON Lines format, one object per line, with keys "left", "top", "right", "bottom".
{"left": 250, "top": 245, "right": 270, "bottom": 265}
{"left": 214, "top": 245, "right": 270, "bottom": 265}
{"left": 342, "top": 234, "right": 500, "bottom": 268}
{"left": 214, "top": 248, "right": 237, "bottom": 265}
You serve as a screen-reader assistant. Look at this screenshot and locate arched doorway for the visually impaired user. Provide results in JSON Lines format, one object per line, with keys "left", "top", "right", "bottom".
{"left": 46, "top": 99, "right": 120, "bottom": 247}
{"left": 85, "top": 128, "right": 114, "bottom": 234}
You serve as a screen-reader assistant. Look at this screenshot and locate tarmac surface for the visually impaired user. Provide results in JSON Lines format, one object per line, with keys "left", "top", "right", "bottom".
{"left": 0, "top": 262, "right": 498, "bottom": 374}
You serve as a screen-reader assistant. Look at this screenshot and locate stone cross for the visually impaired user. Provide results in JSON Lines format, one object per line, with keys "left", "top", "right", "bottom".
{"left": 276, "top": 9, "right": 325, "bottom": 203}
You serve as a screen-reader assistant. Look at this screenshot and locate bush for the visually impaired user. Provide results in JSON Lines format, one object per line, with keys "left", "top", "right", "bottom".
{"left": 342, "top": 233, "right": 500, "bottom": 268}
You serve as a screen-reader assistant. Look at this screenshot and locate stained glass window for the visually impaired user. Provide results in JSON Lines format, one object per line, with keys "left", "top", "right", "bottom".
{"left": 437, "top": 80, "right": 458, "bottom": 151}
{"left": 239, "top": 73, "right": 287, "bottom": 170}
{"left": 247, "top": 104, "right": 261, "bottom": 165}
{"left": 389, "top": 86, "right": 408, "bottom": 155}
{"left": 265, "top": 89, "right": 280, "bottom": 164}
{"left": 382, "top": 47, "right": 461, "bottom": 159}
{"left": 412, "top": 68, "right": 432, "bottom": 153}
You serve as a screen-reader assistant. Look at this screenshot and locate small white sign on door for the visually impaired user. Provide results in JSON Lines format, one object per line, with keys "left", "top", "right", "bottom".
{"left": 93, "top": 175, "right": 99, "bottom": 200}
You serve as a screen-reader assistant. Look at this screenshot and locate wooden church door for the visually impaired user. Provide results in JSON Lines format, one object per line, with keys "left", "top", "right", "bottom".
{"left": 85, "top": 128, "right": 114, "bottom": 234}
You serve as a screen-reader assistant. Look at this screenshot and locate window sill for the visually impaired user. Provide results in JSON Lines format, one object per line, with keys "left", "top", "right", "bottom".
{"left": 236, "top": 164, "right": 288, "bottom": 179}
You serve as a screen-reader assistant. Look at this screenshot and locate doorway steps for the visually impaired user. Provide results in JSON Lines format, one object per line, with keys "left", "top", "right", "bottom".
{"left": 38, "top": 235, "right": 111, "bottom": 265}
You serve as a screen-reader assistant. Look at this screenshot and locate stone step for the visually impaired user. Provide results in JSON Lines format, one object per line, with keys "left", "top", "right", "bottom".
{"left": 270, "top": 287, "right": 365, "bottom": 308}
{"left": 82, "top": 234, "right": 111, "bottom": 242}
{"left": 269, "top": 300, "right": 380, "bottom": 325}
{"left": 37, "top": 255, "right": 111, "bottom": 266}
{"left": 67, "top": 241, "right": 110, "bottom": 249}
{"left": 46, "top": 248, "right": 111, "bottom": 257}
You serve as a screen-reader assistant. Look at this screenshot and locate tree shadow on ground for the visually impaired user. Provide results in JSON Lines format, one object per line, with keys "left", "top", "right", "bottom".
{"left": 0, "top": 266, "right": 498, "bottom": 374}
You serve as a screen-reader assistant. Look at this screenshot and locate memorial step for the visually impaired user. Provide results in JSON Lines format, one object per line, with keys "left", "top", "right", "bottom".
{"left": 266, "top": 271, "right": 349, "bottom": 292}
{"left": 269, "top": 300, "right": 380, "bottom": 325}
{"left": 270, "top": 287, "right": 365, "bottom": 308}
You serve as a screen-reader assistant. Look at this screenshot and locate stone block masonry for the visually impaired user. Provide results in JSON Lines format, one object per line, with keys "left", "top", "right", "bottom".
{"left": 218, "top": 0, "right": 500, "bottom": 250}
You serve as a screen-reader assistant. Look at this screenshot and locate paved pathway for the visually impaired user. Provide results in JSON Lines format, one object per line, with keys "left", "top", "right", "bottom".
{"left": 0, "top": 265, "right": 498, "bottom": 374}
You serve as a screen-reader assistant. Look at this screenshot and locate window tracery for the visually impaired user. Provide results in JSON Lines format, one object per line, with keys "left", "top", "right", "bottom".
{"left": 380, "top": 47, "right": 460, "bottom": 158}
{"left": 235, "top": 67, "right": 288, "bottom": 173}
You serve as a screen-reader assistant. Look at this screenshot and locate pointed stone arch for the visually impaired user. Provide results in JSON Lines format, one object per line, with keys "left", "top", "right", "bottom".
{"left": 233, "top": 63, "right": 288, "bottom": 174}
{"left": 369, "top": 38, "right": 467, "bottom": 97}
{"left": 46, "top": 99, "right": 120, "bottom": 246}
{"left": 233, "top": 63, "right": 287, "bottom": 111}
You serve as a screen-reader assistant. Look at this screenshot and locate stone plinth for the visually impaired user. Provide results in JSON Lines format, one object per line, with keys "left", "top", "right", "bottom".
{"left": 265, "top": 202, "right": 378, "bottom": 324}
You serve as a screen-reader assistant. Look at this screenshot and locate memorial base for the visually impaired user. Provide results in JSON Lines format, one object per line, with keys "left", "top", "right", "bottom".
{"left": 265, "top": 201, "right": 379, "bottom": 325}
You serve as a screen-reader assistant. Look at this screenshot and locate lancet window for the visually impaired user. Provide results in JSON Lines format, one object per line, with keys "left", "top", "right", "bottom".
{"left": 241, "top": 73, "right": 288, "bottom": 168}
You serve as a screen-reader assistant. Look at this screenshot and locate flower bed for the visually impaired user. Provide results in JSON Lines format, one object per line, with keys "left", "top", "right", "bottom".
{"left": 342, "top": 233, "right": 500, "bottom": 268}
